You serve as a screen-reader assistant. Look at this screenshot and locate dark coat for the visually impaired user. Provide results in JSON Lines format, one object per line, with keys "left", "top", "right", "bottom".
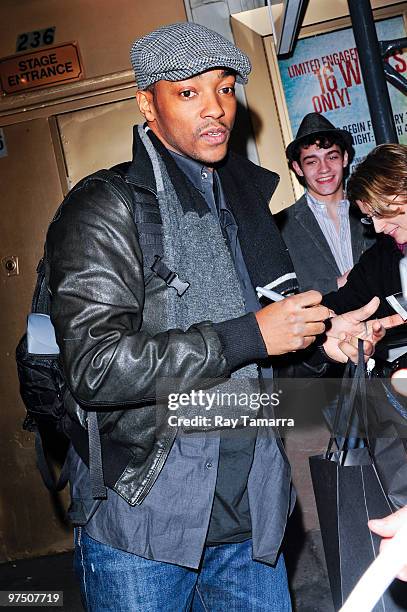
{"left": 324, "top": 235, "right": 402, "bottom": 317}
{"left": 46, "top": 125, "right": 311, "bottom": 565}
{"left": 275, "top": 194, "right": 376, "bottom": 294}
{"left": 45, "top": 126, "right": 287, "bottom": 507}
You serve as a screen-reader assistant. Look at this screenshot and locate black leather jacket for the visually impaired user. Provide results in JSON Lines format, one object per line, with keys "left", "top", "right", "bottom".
{"left": 45, "top": 129, "right": 274, "bottom": 505}
{"left": 46, "top": 127, "right": 325, "bottom": 506}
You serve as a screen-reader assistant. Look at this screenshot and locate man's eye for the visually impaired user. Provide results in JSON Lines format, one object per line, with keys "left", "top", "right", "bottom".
{"left": 180, "top": 90, "right": 196, "bottom": 98}
{"left": 220, "top": 86, "right": 235, "bottom": 94}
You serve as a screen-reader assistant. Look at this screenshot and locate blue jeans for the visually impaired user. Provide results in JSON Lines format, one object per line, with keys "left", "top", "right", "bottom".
{"left": 74, "top": 528, "right": 291, "bottom": 611}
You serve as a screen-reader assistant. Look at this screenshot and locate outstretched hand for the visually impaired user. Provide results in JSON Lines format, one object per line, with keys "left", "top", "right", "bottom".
{"left": 255, "top": 292, "right": 405, "bottom": 363}
{"left": 323, "top": 297, "right": 404, "bottom": 363}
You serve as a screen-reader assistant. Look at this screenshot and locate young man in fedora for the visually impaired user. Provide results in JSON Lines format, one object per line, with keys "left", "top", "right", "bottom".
{"left": 45, "top": 24, "right": 386, "bottom": 610}
{"left": 275, "top": 114, "right": 377, "bottom": 447}
{"left": 276, "top": 112, "right": 375, "bottom": 295}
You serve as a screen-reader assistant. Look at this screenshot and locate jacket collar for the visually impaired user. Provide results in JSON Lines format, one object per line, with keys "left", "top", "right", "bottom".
{"left": 128, "top": 124, "right": 211, "bottom": 217}
{"left": 126, "top": 124, "right": 280, "bottom": 205}
{"left": 126, "top": 124, "right": 289, "bottom": 290}
{"left": 293, "top": 194, "right": 340, "bottom": 274}
{"left": 127, "top": 125, "right": 157, "bottom": 194}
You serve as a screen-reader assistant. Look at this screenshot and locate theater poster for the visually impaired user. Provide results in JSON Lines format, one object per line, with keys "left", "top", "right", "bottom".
{"left": 278, "top": 16, "right": 407, "bottom": 165}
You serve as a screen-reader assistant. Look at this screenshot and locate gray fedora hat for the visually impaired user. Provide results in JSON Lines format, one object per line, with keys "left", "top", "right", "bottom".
{"left": 286, "top": 112, "right": 354, "bottom": 161}
{"left": 130, "top": 22, "right": 251, "bottom": 90}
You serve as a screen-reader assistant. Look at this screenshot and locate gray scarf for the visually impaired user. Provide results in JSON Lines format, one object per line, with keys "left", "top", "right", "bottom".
{"left": 138, "top": 125, "right": 258, "bottom": 381}
{"left": 138, "top": 127, "right": 261, "bottom": 430}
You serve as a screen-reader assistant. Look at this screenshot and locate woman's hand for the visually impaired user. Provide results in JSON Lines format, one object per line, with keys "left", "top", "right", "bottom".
{"left": 323, "top": 297, "right": 385, "bottom": 363}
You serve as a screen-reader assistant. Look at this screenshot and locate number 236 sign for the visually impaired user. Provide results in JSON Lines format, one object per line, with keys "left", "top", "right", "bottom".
{"left": 16, "top": 28, "right": 56, "bottom": 53}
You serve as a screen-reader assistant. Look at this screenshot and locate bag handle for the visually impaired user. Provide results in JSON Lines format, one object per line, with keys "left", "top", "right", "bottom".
{"left": 325, "top": 339, "right": 372, "bottom": 459}
{"left": 325, "top": 359, "right": 354, "bottom": 457}
{"left": 351, "top": 340, "right": 375, "bottom": 460}
{"left": 325, "top": 340, "right": 393, "bottom": 510}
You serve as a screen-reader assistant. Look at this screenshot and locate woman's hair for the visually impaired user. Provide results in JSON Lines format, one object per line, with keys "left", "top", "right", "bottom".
{"left": 347, "top": 143, "right": 407, "bottom": 217}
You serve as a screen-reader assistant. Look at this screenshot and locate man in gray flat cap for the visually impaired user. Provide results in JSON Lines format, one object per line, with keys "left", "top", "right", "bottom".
{"left": 45, "top": 21, "right": 385, "bottom": 610}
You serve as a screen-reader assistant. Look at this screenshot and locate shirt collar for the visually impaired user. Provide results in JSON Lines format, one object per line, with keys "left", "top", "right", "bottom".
{"left": 306, "top": 190, "right": 349, "bottom": 210}
{"left": 168, "top": 150, "right": 213, "bottom": 194}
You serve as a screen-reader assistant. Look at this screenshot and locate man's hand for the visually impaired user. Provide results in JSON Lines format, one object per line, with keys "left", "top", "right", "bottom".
{"left": 369, "top": 506, "right": 407, "bottom": 581}
{"left": 255, "top": 290, "right": 329, "bottom": 355}
{"left": 323, "top": 297, "right": 387, "bottom": 363}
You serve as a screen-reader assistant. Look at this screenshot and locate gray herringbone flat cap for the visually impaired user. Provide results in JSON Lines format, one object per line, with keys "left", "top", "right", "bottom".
{"left": 130, "top": 22, "right": 251, "bottom": 90}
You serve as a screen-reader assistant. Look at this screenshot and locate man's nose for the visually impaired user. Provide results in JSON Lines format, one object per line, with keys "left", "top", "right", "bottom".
{"left": 200, "top": 93, "right": 224, "bottom": 119}
{"left": 319, "top": 158, "right": 330, "bottom": 173}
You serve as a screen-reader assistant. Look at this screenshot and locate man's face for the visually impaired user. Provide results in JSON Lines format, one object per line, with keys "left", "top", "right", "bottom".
{"left": 136, "top": 69, "right": 237, "bottom": 166}
{"left": 292, "top": 143, "right": 348, "bottom": 204}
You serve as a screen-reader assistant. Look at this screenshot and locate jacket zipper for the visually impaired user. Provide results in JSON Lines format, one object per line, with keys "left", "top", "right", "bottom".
{"left": 132, "top": 427, "right": 178, "bottom": 505}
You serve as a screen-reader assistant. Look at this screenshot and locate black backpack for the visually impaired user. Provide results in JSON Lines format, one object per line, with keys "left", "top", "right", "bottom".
{"left": 16, "top": 167, "right": 189, "bottom": 501}
{"left": 16, "top": 256, "right": 71, "bottom": 493}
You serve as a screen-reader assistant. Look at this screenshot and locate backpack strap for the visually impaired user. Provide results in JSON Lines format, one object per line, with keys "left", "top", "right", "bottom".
{"left": 150, "top": 256, "right": 190, "bottom": 296}
{"left": 34, "top": 431, "right": 70, "bottom": 492}
{"left": 87, "top": 411, "right": 107, "bottom": 499}
{"left": 100, "top": 166, "right": 190, "bottom": 295}
{"left": 91, "top": 167, "right": 160, "bottom": 266}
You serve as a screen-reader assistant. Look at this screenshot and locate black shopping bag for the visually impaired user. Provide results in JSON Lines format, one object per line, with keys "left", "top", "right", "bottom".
{"left": 373, "top": 429, "right": 407, "bottom": 510}
{"left": 309, "top": 449, "right": 395, "bottom": 611}
{"left": 368, "top": 377, "right": 407, "bottom": 510}
{"left": 309, "top": 343, "right": 407, "bottom": 611}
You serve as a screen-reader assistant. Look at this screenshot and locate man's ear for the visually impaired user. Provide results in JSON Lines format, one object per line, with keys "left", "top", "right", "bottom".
{"left": 136, "top": 90, "right": 155, "bottom": 122}
{"left": 292, "top": 160, "right": 304, "bottom": 177}
{"left": 342, "top": 150, "right": 349, "bottom": 168}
